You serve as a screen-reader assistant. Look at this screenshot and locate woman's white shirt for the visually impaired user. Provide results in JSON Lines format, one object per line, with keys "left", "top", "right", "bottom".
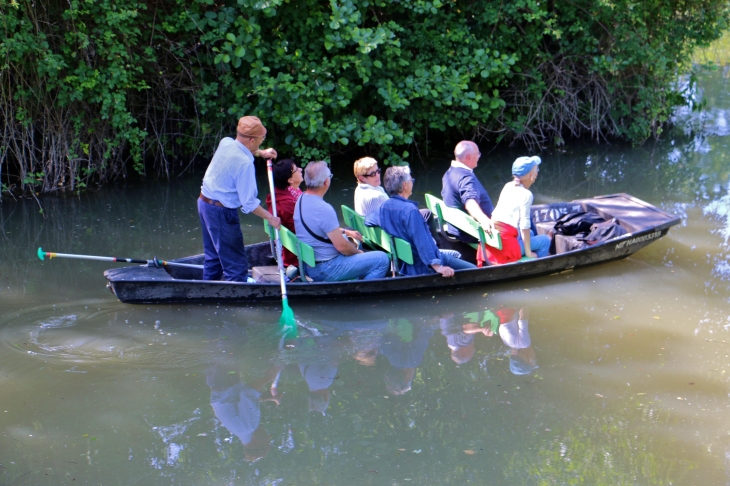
{"left": 354, "top": 183, "right": 389, "bottom": 217}
{"left": 491, "top": 182, "right": 533, "bottom": 230}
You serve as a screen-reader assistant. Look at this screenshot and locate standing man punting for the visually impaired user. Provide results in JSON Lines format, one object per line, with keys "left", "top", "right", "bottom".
{"left": 198, "top": 116, "right": 281, "bottom": 282}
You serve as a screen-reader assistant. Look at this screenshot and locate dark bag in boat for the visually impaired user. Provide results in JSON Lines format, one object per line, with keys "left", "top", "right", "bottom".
{"left": 552, "top": 211, "right": 606, "bottom": 236}
{"left": 578, "top": 219, "right": 627, "bottom": 245}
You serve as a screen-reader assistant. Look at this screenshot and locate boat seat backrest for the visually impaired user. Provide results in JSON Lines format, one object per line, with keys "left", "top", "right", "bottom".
{"left": 341, "top": 205, "right": 414, "bottom": 266}
{"left": 424, "top": 194, "right": 502, "bottom": 251}
{"left": 263, "top": 220, "right": 316, "bottom": 280}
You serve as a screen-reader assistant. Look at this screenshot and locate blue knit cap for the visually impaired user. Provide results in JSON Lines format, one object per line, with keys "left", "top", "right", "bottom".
{"left": 512, "top": 156, "right": 541, "bottom": 177}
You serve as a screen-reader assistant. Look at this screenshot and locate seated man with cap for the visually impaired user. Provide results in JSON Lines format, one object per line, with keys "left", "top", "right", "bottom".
{"left": 198, "top": 116, "right": 281, "bottom": 282}
{"left": 294, "top": 161, "right": 390, "bottom": 282}
{"left": 487, "top": 156, "right": 550, "bottom": 265}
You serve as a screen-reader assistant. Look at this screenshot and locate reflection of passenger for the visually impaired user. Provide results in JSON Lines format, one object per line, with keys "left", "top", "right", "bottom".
{"left": 206, "top": 364, "right": 281, "bottom": 462}
{"left": 440, "top": 311, "right": 501, "bottom": 364}
{"left": 353, "top": 346, "right": 379, "bottom": 367}
{"left": 313, "top": 319, "right": 387, "bottom": 368}
{"left": 300, "top": 361, "right": 339, "bottom": 415}
{"left": 440, "top": 314, "right": 476, "bottom": 364}
{"left": 284, "top": 328, "right": 351, "bottom": 415}
{"left": 379, "top": 319, "right": 433, "bottom": 395}
{"left": 498, "top": 307, "right": 538, "bottom": 375}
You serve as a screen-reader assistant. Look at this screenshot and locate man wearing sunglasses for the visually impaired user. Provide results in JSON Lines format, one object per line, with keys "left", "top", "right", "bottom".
{"left": 198, "top": 115, "right": 281, "bottom": 282}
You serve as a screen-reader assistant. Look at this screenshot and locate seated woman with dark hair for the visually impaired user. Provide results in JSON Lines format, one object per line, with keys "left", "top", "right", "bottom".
{"left": 375, "top": 165, "right": 476, "bottom": 277}
{"left": 266, "top": 159, "right": 303, "bottom": 267}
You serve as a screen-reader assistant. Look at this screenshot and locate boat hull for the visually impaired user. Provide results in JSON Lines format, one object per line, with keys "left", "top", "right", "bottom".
{"left": 104, "top": 194, "right": 680, "bottom": 304}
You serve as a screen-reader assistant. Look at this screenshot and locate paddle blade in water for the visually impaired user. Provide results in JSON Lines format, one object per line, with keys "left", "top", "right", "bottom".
{"left": 279, "top": 300, "right": 298, "bottom": 339}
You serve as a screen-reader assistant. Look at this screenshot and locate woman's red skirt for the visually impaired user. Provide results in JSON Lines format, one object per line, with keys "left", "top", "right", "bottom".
{"left": 477, "top": 222, "right": 521, "bottom": 266}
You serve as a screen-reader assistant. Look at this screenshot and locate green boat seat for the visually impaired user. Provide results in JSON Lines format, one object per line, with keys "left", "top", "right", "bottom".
{"left": 424, "top": 193, "right": 502, "bottom": 256}
{"left": 263, "top": 220, "right": 316, "bottom": 281}
{"left": 341, "top": 205, "right": 414, "bottom": 275}
{"left": 424, "top": 194, "right": 539, "bottom": 263}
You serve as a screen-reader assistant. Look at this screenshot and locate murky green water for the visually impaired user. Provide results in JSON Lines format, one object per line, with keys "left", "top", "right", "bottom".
{"left": 2, "top": 69, "right": 730, "bottom": 485}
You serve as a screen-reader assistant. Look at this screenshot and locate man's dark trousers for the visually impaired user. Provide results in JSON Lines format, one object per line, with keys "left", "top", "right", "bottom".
{"left": 198, "top": 198, "right": 248, "bottom": 282}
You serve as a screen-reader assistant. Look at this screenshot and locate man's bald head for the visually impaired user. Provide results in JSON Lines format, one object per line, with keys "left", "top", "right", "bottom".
{"left": 454, "top": 141, "right": 481, "bottom": 168}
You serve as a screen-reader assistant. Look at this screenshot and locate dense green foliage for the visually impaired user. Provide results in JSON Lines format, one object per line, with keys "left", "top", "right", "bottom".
{"left": 1, "top": 0, "right": 728, "bottom": 194}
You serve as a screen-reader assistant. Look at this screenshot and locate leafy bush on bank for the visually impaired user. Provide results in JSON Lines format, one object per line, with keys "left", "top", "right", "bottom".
{"left": 1, "top": 0, "right": 727, "bottom": 194}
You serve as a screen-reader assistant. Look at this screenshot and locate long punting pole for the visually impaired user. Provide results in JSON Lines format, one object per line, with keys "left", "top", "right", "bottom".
{"left": 37, "top": 247, "right": 203, "bottom": 269}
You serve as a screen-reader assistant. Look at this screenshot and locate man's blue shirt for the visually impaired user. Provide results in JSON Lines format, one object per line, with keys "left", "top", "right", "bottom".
{"left": 376, "top": 196, "right": 442, "bottom": 276}
{"left": 200, "top": 137, "right": 260, "bottom": 213}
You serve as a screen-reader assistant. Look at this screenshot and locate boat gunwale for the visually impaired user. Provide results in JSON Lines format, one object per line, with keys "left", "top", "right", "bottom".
{"left": 103, "top": 193, "right": 682, "bottom": 303}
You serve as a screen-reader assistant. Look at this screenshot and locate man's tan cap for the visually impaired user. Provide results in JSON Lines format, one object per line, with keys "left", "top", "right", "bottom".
{"left": 237, "top": 116, "right": 266, "bottom": 138}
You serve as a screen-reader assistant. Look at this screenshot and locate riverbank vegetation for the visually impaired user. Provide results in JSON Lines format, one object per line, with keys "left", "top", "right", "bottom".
{"left": 1, "top": 0, "right": 728, "bottom": 195}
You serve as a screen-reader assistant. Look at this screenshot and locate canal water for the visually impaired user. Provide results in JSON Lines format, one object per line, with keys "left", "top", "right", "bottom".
{"left": 1, "top": 70, "right": 730, "bottom": 485}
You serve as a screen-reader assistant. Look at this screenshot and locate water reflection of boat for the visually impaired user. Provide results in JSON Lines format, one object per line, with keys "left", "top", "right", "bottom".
{"left": 496, "top": 308, "right": 538, "bottom": 375}
{"left": 198, "top": 308, "right": 533, "bottom": 461}
{"left": 104, "top": 193, "right": 680, "bottom": 304}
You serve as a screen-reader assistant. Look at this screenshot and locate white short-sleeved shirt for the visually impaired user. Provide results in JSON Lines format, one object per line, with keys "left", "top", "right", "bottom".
{"left": 491, "top": 182, "right": 533, "bottom": 230}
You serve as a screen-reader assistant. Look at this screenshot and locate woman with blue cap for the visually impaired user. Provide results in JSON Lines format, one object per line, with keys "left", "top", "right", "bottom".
{"left": 486, "top": 156, "right": 551, "bottom": 264}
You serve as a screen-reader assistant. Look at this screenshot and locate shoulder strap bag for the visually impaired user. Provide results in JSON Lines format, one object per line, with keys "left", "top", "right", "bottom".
{"left": 298, "top": 195, "right": 331, "bottom": 244}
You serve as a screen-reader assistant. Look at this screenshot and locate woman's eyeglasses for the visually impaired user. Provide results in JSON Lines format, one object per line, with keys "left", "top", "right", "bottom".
{"left": 291, "top": 166, "right": 302, "bottom": 174}
{"left": 363, "top": 168, "right": 381, "bottom": 178}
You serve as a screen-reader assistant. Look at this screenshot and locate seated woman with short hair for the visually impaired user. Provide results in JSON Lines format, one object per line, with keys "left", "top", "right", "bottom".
{"left": 486, "top": 156, "right": 551, "bottom": 265}
{"left": 353, "top": 157, "right": 388, "bottom": 217}
{"left": 375, "top": 166, "right": 476, "bottom": 277}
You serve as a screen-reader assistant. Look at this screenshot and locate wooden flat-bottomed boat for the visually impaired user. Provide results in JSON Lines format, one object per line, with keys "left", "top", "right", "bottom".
{"left": 103, "top": 193, "right": 680, "bottom": 304}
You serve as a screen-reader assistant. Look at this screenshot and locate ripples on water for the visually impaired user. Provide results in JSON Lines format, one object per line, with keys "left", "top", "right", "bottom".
{"left": 1, "top": 304, "right": 216, "bottom": 369}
